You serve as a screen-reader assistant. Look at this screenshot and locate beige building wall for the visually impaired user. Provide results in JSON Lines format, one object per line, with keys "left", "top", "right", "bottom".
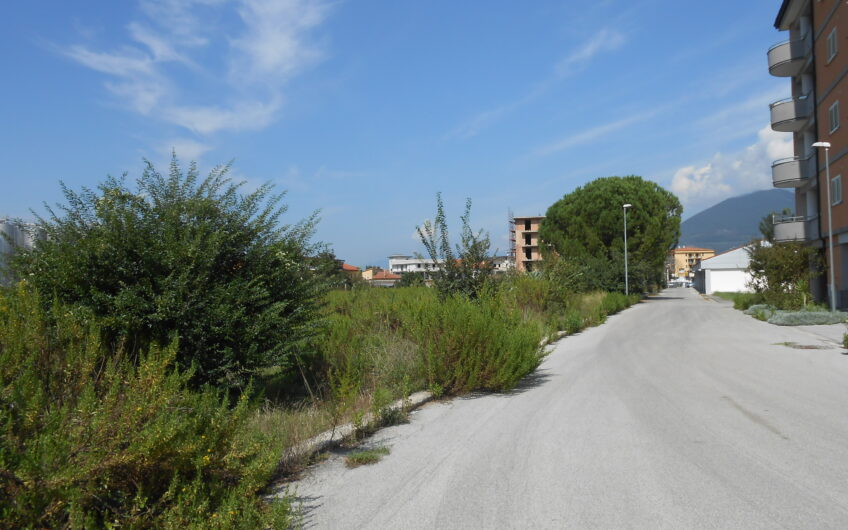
{"left": 514, "top": 216, "right": 544, "bottom": 272}
{"left": 669, "top": 247, "right": 716, "bottom": 279}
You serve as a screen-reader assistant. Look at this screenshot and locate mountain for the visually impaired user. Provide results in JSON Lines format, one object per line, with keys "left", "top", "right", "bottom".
{"left": 679, "top": 189, "right": 794, "bottom": 253}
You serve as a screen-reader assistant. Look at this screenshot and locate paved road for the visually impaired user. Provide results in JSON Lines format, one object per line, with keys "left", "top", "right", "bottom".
{"left": 291, "top": 288, "right": 848, "bottom": 529}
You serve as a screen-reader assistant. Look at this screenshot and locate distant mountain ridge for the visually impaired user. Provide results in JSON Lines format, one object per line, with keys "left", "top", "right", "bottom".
{"left": 678, "top": 189, "right": 794, "bottom": 253}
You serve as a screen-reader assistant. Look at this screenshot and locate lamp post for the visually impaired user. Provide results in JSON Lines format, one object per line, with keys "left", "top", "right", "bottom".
{"left": 623, "top": 203, "right": 632, "bottom": 295}
{"left": 812, "top": 141, "right": 836, "bottom": 312}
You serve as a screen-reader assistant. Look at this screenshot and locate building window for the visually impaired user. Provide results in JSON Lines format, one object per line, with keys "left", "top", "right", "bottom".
{"left": 524, "top": 234, "right": 531, "bottom": 245}
{"left": 524, "top": 219, "right": 531, "bottom": 230}
{"left": 828, "top": 27, "right": 838, "bottom": 63}
{"left": 829, "top": 100, "right": 840, "bottom": 133}
{"left": 833, "top": 174, "right": 842, "bottom": 205}
{"left": 524, "top": 248, "right": 532, "bottom": 260}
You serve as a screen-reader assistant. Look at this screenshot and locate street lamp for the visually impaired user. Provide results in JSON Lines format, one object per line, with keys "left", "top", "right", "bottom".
{"left": 812, "top": 141, "right": 836, "bottom": 312}
{"left": 623, "top": 203, "right": 632, "bottom": 295}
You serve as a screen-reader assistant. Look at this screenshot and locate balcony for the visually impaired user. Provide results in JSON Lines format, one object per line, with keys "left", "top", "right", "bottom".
{"left": 770, "top": 95, "right": 812, "bottom": 132}
{"left": 771, "top": 154, "right": 815, "bottom": 187}
{"left": 768, "top": 35, "right": 811, "bottom": 77}
{"left": 773, "top": 215, "right": 806, "bottom": 243}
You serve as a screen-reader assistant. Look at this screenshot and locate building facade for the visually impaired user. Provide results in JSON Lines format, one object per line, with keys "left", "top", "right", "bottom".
{"left": 668, "top": 247, "right": 716, "bottom": 281}
{"left": 512, "top": 215, "right": 544, "bottom": 272}
{"left": 692, "top": 245, "right": 755, "bottom": 295}
{"left": 388, "top": 254, "right": 512, "bottom": 277}
{"left": 0, "top": 218, "right": 41, "bottom": 284}
{"left": 769, "top": 0, "right": 848, "bottom": 305}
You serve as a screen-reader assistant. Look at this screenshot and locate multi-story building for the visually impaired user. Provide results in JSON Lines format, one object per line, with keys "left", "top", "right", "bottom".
{"left": 668, "top": 246, "right": 716, "bottom": 281}
{"left": 512, "top": 215, "right": 544, "bottom": 272}
{"left": 769, "top": 0, "right": 848, "bottom": 304}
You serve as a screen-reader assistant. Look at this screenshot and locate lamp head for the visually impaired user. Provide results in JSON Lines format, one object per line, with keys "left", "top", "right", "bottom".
{"left": 812, "top": 141, "right": 832, "bottom": 148}
{"left": 623, "top": 203, "right": 632, "bottom": 208}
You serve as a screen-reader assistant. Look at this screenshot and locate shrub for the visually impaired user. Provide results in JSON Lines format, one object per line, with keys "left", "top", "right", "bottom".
{"left": 407, "top": 293, "right": 544, "bottom": 394}
{"left": 0, "top": 284, "right": 291, "bottom": 528}
{"left": 767, "top": 310, "right": 848, "bottom": 326}
{"left": 10, "top": 157, "right": 324, "bottom": 388}
{"left": 712, "top": 291, "right": 765, "bottom": 310}
{"left": 417, "top": 194, "right": 495, "bottom": 300}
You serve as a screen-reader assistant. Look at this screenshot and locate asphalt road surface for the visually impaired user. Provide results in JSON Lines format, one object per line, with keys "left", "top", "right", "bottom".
{"left": 291, "top": 288, "right": 848, "bottom": 529}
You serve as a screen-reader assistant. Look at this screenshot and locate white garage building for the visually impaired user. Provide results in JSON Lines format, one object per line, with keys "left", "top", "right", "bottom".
{"left": 692, "top": 245, "right": 754, "bottom": 295}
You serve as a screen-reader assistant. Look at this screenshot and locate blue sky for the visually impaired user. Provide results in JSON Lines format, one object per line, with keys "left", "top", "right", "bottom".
{"left": 1, "top": 1, "right": 791, "bottom": 267}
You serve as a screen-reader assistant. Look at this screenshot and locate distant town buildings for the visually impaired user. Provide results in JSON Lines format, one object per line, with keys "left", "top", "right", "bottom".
{"left": 0, "top": 218, "right": 41, "bottom": 284}
{"left": 512, "top": 215, "right": 544, "bottom": 272}
{"left": 667, "top": 246, "right": 716, "bottom": 281}
{"left": 768, "top": 0, "right": 848, "bottom": 305}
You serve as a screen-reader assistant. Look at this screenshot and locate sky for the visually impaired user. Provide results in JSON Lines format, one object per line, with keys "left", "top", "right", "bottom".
{"left": 0, "top": 0, "right": 793, "bottom": 267}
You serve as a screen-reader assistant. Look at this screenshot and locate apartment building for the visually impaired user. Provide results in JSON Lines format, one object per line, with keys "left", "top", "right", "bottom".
{"left": 512, "top": 215, "right": 544, "bottom": 272}
{"left": 668, "top": 246, "right": 716, "bottom": 281}
{"left": 388, "top": 254, "right": 511, "bottom": 276}
{"left": 769, "top": 0, "right": 848, "bottom": 304}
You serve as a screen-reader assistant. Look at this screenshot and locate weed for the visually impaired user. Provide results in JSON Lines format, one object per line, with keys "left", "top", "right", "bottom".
{"left": 345, "top": 446, "right": 391, "bottom": 468}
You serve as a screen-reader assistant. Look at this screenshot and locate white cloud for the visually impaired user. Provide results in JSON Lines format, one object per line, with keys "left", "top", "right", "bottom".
{"left": 62, "top": 0, "right": 332, "bottom": 135}
{"left": 162, "top": 138, "right": 212, "bottom": 161}
{"left": 555, "top": 28, "right": 626, "bottom": 77}
{"left": 670, "top": 124, "right": 792, "bottom": 211}
{"left": 230, "top": 0, "right": 330, "bottom": 85}
{"left": 164, "top": 97, "right": 283, "bottom": 135}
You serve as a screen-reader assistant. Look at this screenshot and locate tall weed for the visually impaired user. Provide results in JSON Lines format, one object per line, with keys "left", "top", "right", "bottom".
{"left": 0, "top": 284, "right": 291, "bottom": 528}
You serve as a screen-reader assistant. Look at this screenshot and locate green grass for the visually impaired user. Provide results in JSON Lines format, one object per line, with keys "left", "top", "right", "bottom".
{"left": 345, "top": 446, "right": 390, "bottom": 468}
{"left": 712, "top": 291, "right": 764, "bottom": 310}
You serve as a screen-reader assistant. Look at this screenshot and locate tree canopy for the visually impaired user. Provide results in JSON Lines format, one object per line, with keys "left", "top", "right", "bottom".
{"left": 539, "top": 176, "right": 682, "bottom": 292}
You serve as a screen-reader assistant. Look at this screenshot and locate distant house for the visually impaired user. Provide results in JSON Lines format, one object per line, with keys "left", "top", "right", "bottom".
{"left": 692, "top": 245, "right": 754, "bottom": 295}
{"left": 367, "top": 269, "right": 401, "bottom": 287}
{"left": 341, "top": 262, "right": 361, "bottom": 281}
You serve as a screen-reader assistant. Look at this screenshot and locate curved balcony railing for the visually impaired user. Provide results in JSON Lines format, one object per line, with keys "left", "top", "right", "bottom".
{"left": 770, "top": 94, "right": 812, "bottom": 132}
{"left": 773, "top": 215, "right": 806, "bottom": 243}
{"left": 768, "top": 34, "right": 811, "bottom": 77}
{"left": 771, "top": 154, "right": 815, "bottom": 188}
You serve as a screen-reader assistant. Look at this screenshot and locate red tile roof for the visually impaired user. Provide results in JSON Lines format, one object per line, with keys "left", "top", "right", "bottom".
{"left": 341, "top": 263, "right": 360, "bottom": 271}
{"left": 671, "top": 246, "right": 715, "bottom": 253}
{"left": 371, "top": 270, "right": 401, "bottom": 280}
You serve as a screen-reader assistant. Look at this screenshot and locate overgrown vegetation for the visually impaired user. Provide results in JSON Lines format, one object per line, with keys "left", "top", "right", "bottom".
{"left": 0, "top": 284, "right": 292, "bottom": 528}
{"left": 1, "top": 162, "right": 644, "bottom": 525}
{"left": 9, "top": 157, "right": 324, "bottom": 389}
{"left": 417, "top": 193, "right": 494, "bottom": 300}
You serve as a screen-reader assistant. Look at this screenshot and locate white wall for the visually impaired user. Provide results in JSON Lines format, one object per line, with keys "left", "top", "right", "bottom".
{"left": 704, "top": 269, "right": 751, "bottom": 294}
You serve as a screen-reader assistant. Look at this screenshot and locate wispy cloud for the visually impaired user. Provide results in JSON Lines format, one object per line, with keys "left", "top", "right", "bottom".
{"left": 447, "top": 27, "right": 626, "bottom": 140}
{"left": 555, "top": 28, "right": 625, "bottom": 77}
{"left": 532, "top": 109, "right": 656, "bottom": 157}
{"left": 62, "top": 0, "right": 333, "bottom": 135}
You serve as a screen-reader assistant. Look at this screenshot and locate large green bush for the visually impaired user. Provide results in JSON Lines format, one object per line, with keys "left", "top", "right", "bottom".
{"left": 0, "top": 284, "right": 290, "bottom": 528}
{"left": 10, "top": 158, "right": 323, "bottom": 388}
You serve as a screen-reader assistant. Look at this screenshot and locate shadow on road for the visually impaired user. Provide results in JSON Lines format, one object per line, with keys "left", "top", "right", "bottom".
{"left": 458, "top": 368, "right": 553, "bottom": 401}
{"left": 645, "top": 295, "right": 683, "bottom": 301}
